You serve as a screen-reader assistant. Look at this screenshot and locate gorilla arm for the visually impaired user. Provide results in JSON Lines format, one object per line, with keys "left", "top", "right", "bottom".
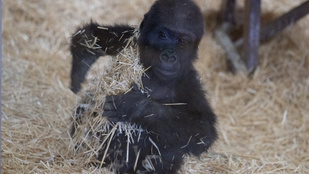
{"left": 70, "top": 22, "right": 135, "bottom": 93}
{"left": 103, "top": 72, "right": 217, "bottom": 156}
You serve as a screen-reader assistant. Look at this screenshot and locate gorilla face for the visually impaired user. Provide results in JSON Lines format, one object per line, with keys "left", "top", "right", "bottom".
{"left": 138, "top": 0, "right": 204, "bottom": 82}
{"left": 139, "top": 27, "right": 196, "bottom": 81}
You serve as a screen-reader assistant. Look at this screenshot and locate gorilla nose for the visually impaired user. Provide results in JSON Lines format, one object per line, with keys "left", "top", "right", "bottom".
{"left": 160, "top": 50, "right": 177, "bottom": 64}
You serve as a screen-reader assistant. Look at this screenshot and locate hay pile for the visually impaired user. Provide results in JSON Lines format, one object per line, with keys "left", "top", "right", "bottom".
{"left": 2, "top": 0, "right": 309, "bottom": 173}
{"left": 70, "top": 30, "right": 151, "bottom": 169}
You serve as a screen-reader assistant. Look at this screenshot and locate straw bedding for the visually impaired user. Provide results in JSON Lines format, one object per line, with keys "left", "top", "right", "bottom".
{"left": 69, "top": 30, "right": 156, "bottom": 171}
{"left": 2, "top": 0, "right": 309, "bottom": 173}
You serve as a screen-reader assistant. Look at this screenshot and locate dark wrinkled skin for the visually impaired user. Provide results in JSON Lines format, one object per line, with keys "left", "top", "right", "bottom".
{"left": 70, "top": 0, "right": 217, "bottom": 173}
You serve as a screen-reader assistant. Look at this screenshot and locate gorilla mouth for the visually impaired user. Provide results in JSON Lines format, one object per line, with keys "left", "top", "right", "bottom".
{"left": 155, "top": 66, "right": 178, "bottom": 76}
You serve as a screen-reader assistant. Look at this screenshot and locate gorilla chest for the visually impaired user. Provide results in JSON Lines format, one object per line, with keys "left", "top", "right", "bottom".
{"left": 146, "top": 85, "right": 176, "bottom": 103}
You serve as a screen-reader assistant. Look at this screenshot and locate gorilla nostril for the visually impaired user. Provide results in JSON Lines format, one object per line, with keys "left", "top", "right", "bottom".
{"left": 161, "top": 54, "right": 169, "bottom": 62}
{"left": 160, "top": 54, "right": 177, "bottom": 64}
{"left": 161, "top": 49, "right": 177, "bottom": 64}
{"left": 169, "top": 56, "right": 176, "bottom": 63}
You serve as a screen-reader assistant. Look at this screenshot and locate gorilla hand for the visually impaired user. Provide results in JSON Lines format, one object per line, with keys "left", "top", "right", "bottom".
{"left": 103, "top": 88, "right": 150, "bottom": 122}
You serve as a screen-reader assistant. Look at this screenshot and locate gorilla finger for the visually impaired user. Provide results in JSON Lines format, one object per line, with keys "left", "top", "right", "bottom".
{"left": 105, "top": 95, "right": 115, "bottom": 102}
{"left": 105, "top": 95, "right": 123, "bottom": 103}
{"left": 103, "top": 102, "right": 117, "bottom": 111}
{"left": 102, "top": 110, "right": 117, "bottom": 118}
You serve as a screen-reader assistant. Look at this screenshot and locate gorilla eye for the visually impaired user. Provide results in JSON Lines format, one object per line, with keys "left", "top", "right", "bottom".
{"left": 178, "top": 37, "right": 188, "bottom": 45}
{"left": 159, "top": 31, "right": 167, "bottom": 39}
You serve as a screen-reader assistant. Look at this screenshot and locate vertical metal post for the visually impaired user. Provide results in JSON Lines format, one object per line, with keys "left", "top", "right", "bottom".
{"left": 221, "top": 0, "right": 236, "bottom": 25}
{"left": 243, "top": 0, "right": 261, "bottom": 72}
{"left": 0, "top": 0, "right": 3, "bottom": 171}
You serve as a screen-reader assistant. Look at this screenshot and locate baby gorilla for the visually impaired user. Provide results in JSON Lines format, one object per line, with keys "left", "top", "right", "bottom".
{"left": 70, "top": 0, "right": 217, "bottom": 173}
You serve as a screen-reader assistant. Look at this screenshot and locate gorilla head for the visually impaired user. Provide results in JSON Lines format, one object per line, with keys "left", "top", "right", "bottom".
{"left": 138, "top": 0, "right": 204, "bottom": 81}
{"left": 70, "top": 0, "right": 205, "bottom": 92}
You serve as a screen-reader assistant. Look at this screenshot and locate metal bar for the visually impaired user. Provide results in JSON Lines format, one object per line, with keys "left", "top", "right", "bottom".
{"left": 243, "top": 0, "right": 261, "bottom": 72}
{"left": 0, "top": 0, "right": 2, "bottom": 172}
{"left": 221, "top": 0, "right": 236, "bottom": 25}
{"left": 215, "top": 24, "right": 247, "bottom": 73}
{"left": 260, "top": 0, "right": 309, "bottom": 43}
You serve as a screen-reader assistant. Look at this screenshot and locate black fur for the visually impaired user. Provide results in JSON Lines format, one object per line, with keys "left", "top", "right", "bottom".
{"left": 70, "top": 0, "right": 217, "bottom": 173}
{"left": 70, "top": 23, "right": 135, "bottom": 93}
